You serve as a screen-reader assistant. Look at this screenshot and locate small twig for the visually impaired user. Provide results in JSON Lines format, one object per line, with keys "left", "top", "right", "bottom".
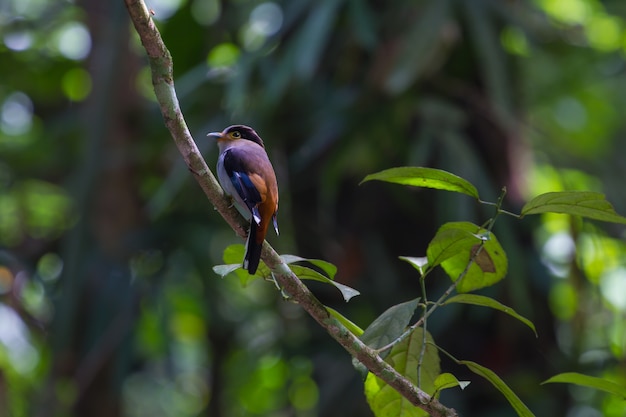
{"left": 378, "top": 187, "right": 510, "bottom": 355}
{"left": 123, "top": 1, "right": 458, "bottom": 416}
{"left": 478, "top": 187, "right": 521, "bottom": 219}
{"left": 417, "top": 271, "right": 428, "bottom": 388}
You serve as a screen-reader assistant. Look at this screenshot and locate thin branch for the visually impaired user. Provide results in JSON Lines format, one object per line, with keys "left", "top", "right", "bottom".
{"left": 417, "top": 269, "right": 428, "bottom": 388}
{"left": 376, "top": 239, "right": 486, "bottom": 355}
{"left": 123, "top": 1, "right": 458, "bottom": 416}
{"left": 379, "top": 186, "right": 510, "bottom": 355}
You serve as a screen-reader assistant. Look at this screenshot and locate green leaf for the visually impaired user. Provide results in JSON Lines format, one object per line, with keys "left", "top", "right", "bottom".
{"left": 459, "top": 360, "right": 535, "bottom": 417}
{"left": 432, "top": 373, "right": 470, "bottom": 398}
{"left": 223, "top": 243, "right": 245, "bottom": 264}
{"left": 216, "top": 247, "right": 347, "bottom": 295}
{"left": 288, "top": 264, "right": 360, "bottom": 302}
{"left": 398, "top": 256, "right": 429, "bottom": 276}
{"left": 542, "top": 372, "right": 626, "bottom": 398}
{"left": 426, "top": 227, "right": 480, "bottom": 269}
{"left": 364, "top": 327, "right": 440, "bottom": 417}
{"left": 444, "top": 294, "right": 537, "bottom": 337}
{"left": 354, "top": 299, "right": 419, "bottom": 377}
{"left": 360, "top": 299, "right": 420, "bottom": 351}
{"left": 212, "top": 263, "right": 242, "bottom": 277}
{"left": 326, "top": 306, "right": 364, "bottom": 336}
{"left": 281, "top": 254, "right": 338, "bottom": 279}
{"left": 361, "top": 167, "right": 480, "bottom": 199}
{"left": 430, "top": 222, "right": 508, "bottom": 292}
{"left": 281, "top": 255, "right": 354, "bottom": 301}
{"left": 521, "top": 191, "right": 626, "bottom": 225}
{"left": 215, "top": 244, "right": 258, "bottom": 286}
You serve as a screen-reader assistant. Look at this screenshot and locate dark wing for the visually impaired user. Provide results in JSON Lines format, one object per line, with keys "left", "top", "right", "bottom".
{"left": 222, "top": 148, "right": 263, "bottom": 224}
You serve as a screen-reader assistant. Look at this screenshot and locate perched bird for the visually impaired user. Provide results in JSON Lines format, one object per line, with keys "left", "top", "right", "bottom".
{"left": 207, "top": 125, "right": 279, "bottom": 274}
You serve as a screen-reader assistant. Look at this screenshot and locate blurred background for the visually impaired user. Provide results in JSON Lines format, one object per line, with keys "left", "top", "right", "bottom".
{"left": 1, "top": 0, "right": 626, "bottom": 416}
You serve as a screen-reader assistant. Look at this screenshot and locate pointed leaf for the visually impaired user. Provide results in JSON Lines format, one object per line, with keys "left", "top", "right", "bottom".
{"left": 426, "top": 227, "right": 480, "bottom": 269}
{"left": 280, "top": 255, "right": 351, "bottom": 299}
{"left": 281, "top": 254, "right": 338, "bottom": 279}
{"left": 459, "top": 360, "right": 535, "bottom": 417}
{"left": 217, "top": 244, "right": 258, "bottom": 286}
{"left": 289, "top": 264, "right": 360, "bottom": 302}
{"left": 431, "top": 222, "right": 508, "bottom": 292}
{"left": 361, "top": 167, "right": 480, "bottom": 199}
{"left": 212, "top": 263, "right": 242, "bottom": 278}
{"left": 353, "top": 298, "right": 420, "bottom": 377}
{"left": 327, "top": 306, "right": 364, "bottom": 336}
{"left": 521, "top": 191, "right": 626, "bottom": 225}
{"left": 364, "top": 328, "right": 440, "bottom": 417}
{"left": 445, "top": 294, "right": 537, "bottom": 337}
{"left": 432, "top": 373, "right": 470, "bottom": 398}
{"left": 216, "top": 247, "right": 348, "bottom": 294}
{"left": 223, "top": 243, "right": 246, "bottom": 264}
{"left": 281, "top": 254, "right": 306, "bottom": 264}
{"left": 360, "top": 299, "right": 420, "bottom": 351}
{"left": 542, "top": 373, "right": 626, "bottom": 398}
{"left": 398, "top": 256, "right": 429, "bottom": 276}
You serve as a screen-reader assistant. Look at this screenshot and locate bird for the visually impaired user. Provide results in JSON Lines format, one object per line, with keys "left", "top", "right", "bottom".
{"left": 207, "top": 125, "right": 279, "bottom": 274}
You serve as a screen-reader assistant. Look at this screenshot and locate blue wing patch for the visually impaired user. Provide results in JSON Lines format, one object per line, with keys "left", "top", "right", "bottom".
{"left": 223, "top": 149, "right": 262, "bottom": 225}
{"left": 231, "top": 171, "right": 262, "bottom": 225}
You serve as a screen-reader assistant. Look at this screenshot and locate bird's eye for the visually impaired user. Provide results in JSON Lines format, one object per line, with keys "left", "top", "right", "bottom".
{"left": 231, "top": 131, "right": 241, "bottom": 138}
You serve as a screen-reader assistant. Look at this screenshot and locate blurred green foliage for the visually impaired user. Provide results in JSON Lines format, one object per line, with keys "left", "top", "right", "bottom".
{"left": 1, "top": 0, "right": 626, "bottom": 416}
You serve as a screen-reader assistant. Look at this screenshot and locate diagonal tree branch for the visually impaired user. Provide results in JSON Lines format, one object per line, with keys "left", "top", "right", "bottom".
{"left": 123, "top": 1, "right": 458, "bottom": 416}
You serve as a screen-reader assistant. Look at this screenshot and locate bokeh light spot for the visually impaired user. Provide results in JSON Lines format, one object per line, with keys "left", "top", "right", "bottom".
{"left": 536, "top": 0, "right": 594, "bottom": 25}
{"left": 4, "top": 31, "right": 33, "bottom": 51}
{"left": 250, "top": 2, "right": 283, "bottom": 37}
{"left": 170, "top": 313, "right": 206, "bottom": 341}
{"left": 190, "top": 0, "right": 220, "bottom": 26}
{"left": 289, "top": 377, "right": 319, "bottom": 411}
{"left": 0, "top": 304, "right": 39, "bottom": 374}
{"left": 56, "top": 22, "right": 92, "bottom": 61}
{"left": 150, "top": 0, "right": 186, "bottom": 21}
{"left": 1, "top": 92, "right": 33, "bottom": 136}
{"left": 586, "top": 15, "right": 623, "bottom": 51}
{"left": 600, "top": 268, "right": 626, "bottom": 311}
{"left": 207, "top": 43, "right": 240, "bottom": 68}
{"left": 553, "top": 97, "right": 587, "bottom": 132}
{"left": 549, "top": 281, "right": 578, "bottom": 320}
{"left": 241, "top": 2, "right": 283, "bottom": 51}
{"left": 0, "top": 267, "right": 14, "bottom": 294}
{"left": 501, "top": 26, "right": 529, "bottom": 56}
{"left": 62, "top": 68, "right": 92, "bottom": 101}
{"left": 542, "top": 232, "right": 576, "bottom": 277}
{"left": 37, "top": 253, "right": 64, "bottom": 283}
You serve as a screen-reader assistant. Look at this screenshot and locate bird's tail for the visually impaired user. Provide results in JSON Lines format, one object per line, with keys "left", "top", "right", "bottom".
{"left": 243, "top": 221, "right": 262, "bottom": 274}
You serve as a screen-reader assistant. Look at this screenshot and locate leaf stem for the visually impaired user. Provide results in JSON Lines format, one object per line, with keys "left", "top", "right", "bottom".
{"left": 417, "top": 272, "right": 429, "bottom": 388}
{"left": 378, "top": 187, "right": 510, "bottom": 355}
{"left": 478, "top": 187, "right": 521, "bottom": 219}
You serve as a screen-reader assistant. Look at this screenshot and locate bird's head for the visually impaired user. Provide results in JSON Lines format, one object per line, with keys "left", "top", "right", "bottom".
{"left": 207, "top": 125, "right": 265, "bottom": 148}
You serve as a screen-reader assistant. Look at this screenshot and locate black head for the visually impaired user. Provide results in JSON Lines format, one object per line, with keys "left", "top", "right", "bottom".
{"left": 222, "top": 125, "right": 265, "bottom": 148}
